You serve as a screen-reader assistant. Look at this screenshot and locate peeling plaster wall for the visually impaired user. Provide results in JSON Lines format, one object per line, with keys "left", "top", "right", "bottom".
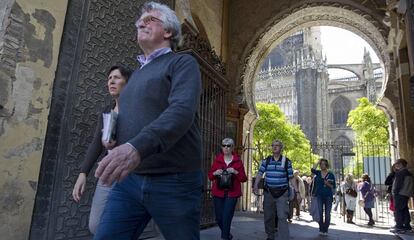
{"left": 0, "top": 0, "right": 68, "bottom": 239}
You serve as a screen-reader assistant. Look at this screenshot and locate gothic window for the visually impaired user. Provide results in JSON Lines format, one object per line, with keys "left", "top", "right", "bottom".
{"left": 332, "top": 96, "right": 351, "bottom": 127}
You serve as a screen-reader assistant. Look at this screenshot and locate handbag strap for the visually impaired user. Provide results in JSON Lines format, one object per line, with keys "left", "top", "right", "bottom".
{"left": 363, "top": 183, "right": 373, "bottom": 199}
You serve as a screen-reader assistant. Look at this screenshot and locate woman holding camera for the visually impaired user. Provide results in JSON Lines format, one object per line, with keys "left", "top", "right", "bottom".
{"left": 208, "top": 138, "right": 247, "bottom": 240}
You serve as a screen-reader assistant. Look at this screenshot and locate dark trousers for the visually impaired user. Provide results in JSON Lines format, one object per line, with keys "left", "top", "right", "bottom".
{"left": 394, "top": 194, "right": 411, "bottom": 229}
{"left": 289, "top": 197, "right": 300, "bottom": 219}
{"left": 317, "top": 196, "right": 333, "bottom": 233}
{"left": 93, "top": 172, "right": 203, "bottom": 240}
{"left": 363, "top": 208, "right": 373, "bottom": 221}
{"left": 213, "top": 196, "right": 238, "bottom": 239}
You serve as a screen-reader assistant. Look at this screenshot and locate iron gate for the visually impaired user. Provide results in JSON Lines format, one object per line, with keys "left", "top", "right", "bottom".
{"left": 179, "top": 22, "right": 229, "bottom": 227}
{"left": 310, "top": 141, "right": 397, "bottom": 227}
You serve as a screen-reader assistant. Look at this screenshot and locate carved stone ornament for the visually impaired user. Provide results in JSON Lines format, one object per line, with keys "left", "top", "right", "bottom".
{"left": 178, "top": 20, "right": 226, "bottom": 75}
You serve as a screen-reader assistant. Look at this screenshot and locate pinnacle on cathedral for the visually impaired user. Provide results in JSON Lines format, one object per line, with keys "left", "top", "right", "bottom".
{"left": 255, "top": 26, "right": 384, "bottom": 145}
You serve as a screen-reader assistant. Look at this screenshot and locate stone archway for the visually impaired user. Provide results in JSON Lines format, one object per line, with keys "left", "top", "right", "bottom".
{"left": 240, "top": 5, "right": 390, "bottom": 117}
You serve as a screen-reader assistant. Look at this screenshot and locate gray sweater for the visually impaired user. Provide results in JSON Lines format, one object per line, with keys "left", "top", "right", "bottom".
{"left": 117, "top": 52, "right": 202, "bottom": 174}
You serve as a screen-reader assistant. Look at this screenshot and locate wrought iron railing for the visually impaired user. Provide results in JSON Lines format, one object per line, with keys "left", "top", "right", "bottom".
{"left": 310, "top": 141, "right": 396, "bottom": 227}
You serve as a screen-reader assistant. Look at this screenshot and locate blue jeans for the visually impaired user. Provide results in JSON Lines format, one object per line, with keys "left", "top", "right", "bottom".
{"left": 213, "top": 196, "right": 237, "bottom": 239}
{"left": 94, "top": 171, "right": 203, "bottom": 240}
{"left": 317, "top": 196, "right": 333, "bottom": 233}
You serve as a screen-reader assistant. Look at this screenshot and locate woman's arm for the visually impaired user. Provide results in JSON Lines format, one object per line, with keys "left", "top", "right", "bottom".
{"left": 234, "top": 159, "right": 248, "bottom": 182}
{"left": 311, "top": 160, "right": 320, "bottom": 174}
{"left": 79, "top": 112, "right": 105, "bottom": 175}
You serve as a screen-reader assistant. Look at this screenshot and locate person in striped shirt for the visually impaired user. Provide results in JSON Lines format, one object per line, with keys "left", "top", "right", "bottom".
{"left": 253, "top": 140, "right": 293, "bottom": 240}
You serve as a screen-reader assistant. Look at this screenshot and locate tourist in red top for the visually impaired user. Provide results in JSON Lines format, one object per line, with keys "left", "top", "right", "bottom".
{"left": 208, "top": 138, "right": 247, "bottom": 240}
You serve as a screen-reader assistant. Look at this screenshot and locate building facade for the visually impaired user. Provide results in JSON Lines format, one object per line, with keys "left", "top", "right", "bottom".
{"left": 255, "top": 27, "right": 384, "bottom": 169}
{"left": 1, "top": 0, "right": 414, "bottom": 239}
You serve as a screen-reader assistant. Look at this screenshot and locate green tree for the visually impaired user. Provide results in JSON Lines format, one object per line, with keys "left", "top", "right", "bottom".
{"left": 252, "top": 102, "right": 318, "bottom": 176}
{"left": 347, "top": 97, "right": 389, "bottom": 143}
{"left": 346, "top": 97, "right": 390, "bottom": 176}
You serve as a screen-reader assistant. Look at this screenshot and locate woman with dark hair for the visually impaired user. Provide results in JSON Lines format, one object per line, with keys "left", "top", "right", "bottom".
{"left": 311, "top": 158, "right": 336, "bottom": 236}
{"left": 72, "top": 65, "right": 132, "bottom": 234}
{"left": 359, "top": 173, "right": 376, "bottom": 226}
{"left": 208, "top": 138, "right": 247, "bottom": 240}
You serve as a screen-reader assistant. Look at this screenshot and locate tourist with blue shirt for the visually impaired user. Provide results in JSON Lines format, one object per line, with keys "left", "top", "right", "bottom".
{"left": 93, "top": 2, "right": 203, "bottom": 239}
{"left": 253, "top": 140, "right": 293, "bottom": 240}
{"left": 311, "top": 158, "right": 336, "bottom": 236}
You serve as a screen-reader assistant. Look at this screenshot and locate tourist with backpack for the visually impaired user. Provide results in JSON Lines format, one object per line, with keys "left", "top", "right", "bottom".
{"left": 253, "top": 140, "right": 294, "bottom": 240}
{"left": 390, "top": 158, "right": 413, "bottom": 233}
{"left": 208, "top": 138, "right": 247, "bottom": 240}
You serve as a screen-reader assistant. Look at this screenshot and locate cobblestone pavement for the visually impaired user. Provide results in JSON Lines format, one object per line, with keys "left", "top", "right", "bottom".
{"left": 148, "top": 210, "right": 413, "bottom": 240}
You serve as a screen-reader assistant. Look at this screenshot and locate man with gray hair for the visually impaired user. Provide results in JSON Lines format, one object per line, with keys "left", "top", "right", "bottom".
{"left": 253, "top": 140, "right": 293, "bottom": 240}
{"left": 94, "top": 1, "right": 203, "bottom": 239}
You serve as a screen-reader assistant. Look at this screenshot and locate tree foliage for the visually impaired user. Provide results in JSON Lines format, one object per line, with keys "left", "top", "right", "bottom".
{"left": 347, "top": 97, "right": 389, "bottom": 143}
{"left": 252, "top": 102, "right": 318, "bottom": 176}
{"left": 346, "top": 97, "right": 390, "bottom": 177}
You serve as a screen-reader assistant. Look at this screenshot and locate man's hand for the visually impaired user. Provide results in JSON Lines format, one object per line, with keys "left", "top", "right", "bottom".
{"left": 95, "top": 143, "right": 141, "bottom": 186}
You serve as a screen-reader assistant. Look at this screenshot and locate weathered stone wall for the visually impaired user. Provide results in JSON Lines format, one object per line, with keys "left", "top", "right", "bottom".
{"left": 0, "top": 0, "right": 68, "bottom": 239}
{"left": 189, "top": 0, "right": 223, "bottom": 57}
{"left": 176, "top": 0, "right": 224, "bottom": 58}
{"left": 295, "top": 68, "right": 319, "bottom": 143}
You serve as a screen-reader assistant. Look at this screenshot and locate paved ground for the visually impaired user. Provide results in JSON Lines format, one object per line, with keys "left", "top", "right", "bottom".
{"left": 148, "top": 211, "right": 413, "bottom": 240}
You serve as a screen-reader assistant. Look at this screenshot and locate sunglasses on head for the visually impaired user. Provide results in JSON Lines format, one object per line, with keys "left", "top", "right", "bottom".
{"left": 222, "top": 144, "right": 232, "bottom": 148}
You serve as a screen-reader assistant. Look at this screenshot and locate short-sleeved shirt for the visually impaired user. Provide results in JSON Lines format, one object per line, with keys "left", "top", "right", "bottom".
{"left": 311, "top": 168, "right": 336, "bottom": 197}
{"left": 258, "top": 155, "right": 293, "bottom": 188}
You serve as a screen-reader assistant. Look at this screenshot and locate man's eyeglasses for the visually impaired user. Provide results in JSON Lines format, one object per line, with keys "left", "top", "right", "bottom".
{"left": 136, "top": 15, "right": 164, "bottom": 27}
{"left": 222, "top": 144, "right": 232, "bottom": 148}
